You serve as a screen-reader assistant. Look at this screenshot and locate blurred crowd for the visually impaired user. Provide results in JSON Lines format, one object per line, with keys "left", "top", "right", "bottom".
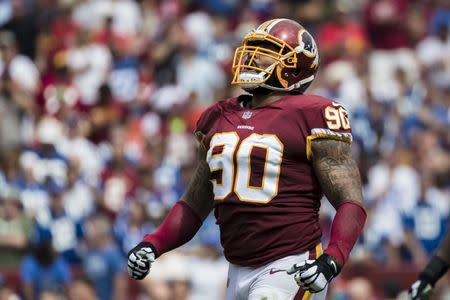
{"left": 0, "top": 0, "right": 449, "bottom": 299}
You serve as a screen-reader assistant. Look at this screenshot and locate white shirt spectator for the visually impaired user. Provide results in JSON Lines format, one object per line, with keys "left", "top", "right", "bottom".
{"left": 72, "top": 0, "right": 141, "bottom": 36}
{"left": 188, "top": 255, "right": 228, "bottom": 300}
{"left": 416, "top": 34, "right": 450, "bottom": 88}
{"left": 176, "top": 55, "right": 225, "bottom": 105}
{"left": 0, "top": 54, "right": 39, "bottom": 93}
{"left": 416, "top": 34, "right": 450, "bottom": 67}
{"left": 57, "top": 136, "right": 104, "bottom": 187}
{"left": 317, "top": 60, "right": 368, "bottom": 112}
{"left": 183, "top": 12, "right": 214, "bottom": 51}
{"left": 63, "top": 180, "right": 95, "bottom": 221}
{"left": 19, "top": 117, "right": 68, "bottom": 186}
{"left": 20, "top": 188, "right": 50, "bottom": 221}
{"left": 66, "top": 42, "right": 112, "bottom": 105}
{"left": 150, "top": 84, "right": 189, "bottom": 114}
{"left": 366, "top": 162, "right": 420, "bottom": 214}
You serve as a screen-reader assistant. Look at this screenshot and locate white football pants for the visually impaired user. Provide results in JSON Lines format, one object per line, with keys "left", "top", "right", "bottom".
{"left": 225, "top": 244, "right": 327, "bottom": 300}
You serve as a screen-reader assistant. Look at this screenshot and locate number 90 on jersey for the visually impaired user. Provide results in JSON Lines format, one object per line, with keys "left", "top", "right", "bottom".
{"left": 207, "top": 132, "right": 284, "bottom": 204}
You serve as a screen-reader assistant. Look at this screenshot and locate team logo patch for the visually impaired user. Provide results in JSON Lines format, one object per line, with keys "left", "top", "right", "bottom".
{"left": 242, "top": 111, "right": 253, "bottom": 119}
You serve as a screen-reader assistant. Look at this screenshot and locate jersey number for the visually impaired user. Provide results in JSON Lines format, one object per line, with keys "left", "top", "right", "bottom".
{"left": 325, "top": 106, "right": 350, "bottom": 130}
{"left": 207, "top": 132, "right": 283, "bottom": 204}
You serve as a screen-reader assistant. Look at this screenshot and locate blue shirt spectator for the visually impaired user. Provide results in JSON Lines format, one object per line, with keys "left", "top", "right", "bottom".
{"left": 114, "top": 200, "right": 154, "bottom": 256}
{"left": 83, "top": 214, "right": 127, "bottom": 300}
{"left": 403, "top": 200, "right": 449, "bottom": 255}
{"left": 83, "top": 245, "right": 124, "bottom": 300}
{"left": 20, "top": 241, "right": 72, "bottom": 299}
{"left": 33, "top": 179, "right": 84, "bottom": 265}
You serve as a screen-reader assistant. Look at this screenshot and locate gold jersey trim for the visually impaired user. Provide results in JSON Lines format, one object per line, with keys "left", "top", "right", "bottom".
{"left": 306, "top": 133, "right": 352, "bottom": 161}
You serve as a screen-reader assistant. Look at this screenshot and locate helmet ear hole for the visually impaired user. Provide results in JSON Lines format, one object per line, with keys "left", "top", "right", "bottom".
{"left": 275, "top": 64, "right": 289, "bottom": 88}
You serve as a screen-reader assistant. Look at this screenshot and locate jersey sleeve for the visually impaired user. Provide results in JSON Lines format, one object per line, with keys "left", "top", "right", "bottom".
{"left": 194, "top": 103, "right": 221, "bottom": 149}
{"left": 299, "top": 99, "right": 353, "bottom": 160}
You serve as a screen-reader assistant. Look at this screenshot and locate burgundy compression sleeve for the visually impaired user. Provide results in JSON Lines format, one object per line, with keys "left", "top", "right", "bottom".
{"left": 143, "top": 201, "right": 203, "bottom": 257}
{"left": 324, "top": 200, "right": 367, "bottom": 266}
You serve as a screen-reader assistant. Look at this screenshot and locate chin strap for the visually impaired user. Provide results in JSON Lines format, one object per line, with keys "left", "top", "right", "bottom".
{"left": 240, "top": 73, "right": 315, "bottom": 93}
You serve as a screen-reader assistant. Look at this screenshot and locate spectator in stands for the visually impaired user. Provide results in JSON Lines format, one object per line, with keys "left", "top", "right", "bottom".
{"left": 100, "top": 126, "right": 138, "bottom": 215}
{"left": 82, "top": 214, "right": 127, "bottom": 300}
{"left": 403, "top": 176, "right": 449, "bottom": 263}
{"left": 416, "top": 21, "right": 450, "bottom": 90}
{"left": 114, "top": 200, "right": 154, "bottom": 257}
{"left": 346, "top": 277, "right": 377, "bottom": 300}
{"left": 19, "top": 117, "right": 68, "bottom": 187}
{"left": 66, "top": 28, "right": 112, "bottom": 106}
{"left": 61, "top": 159, "right": 96, "bottom": 222}
{"left": 1, "top": 0, "right": 38, "bottom": 59}
{"left": 187, "top": 214, "right": 228, "bottom": 300}
{"left": 316, "top": 2, "right": 368, "bottom": 65}
{"left": 364, "top": 0, "right": 419, "bottom": 102}
{"left": 0, "top": 34, "right": 36, "bottom": 152}
{"left": 0, "top": 185, "right": 32, "bottom": 270}
{"left": 20, "top": 240, "right": 71, "bottom": 300}
{"left": 0, "top": 274, "right": 20, "bottom": 300}
{"left": 67, "top": 278, "right": 98, "bottom": 300}
{"left": 34, "top": 178, "right": 84, "bottom": 265}
{"left": 141, "top": 252, "right": 190, "bottom": 300}
{"left": 39, "top": 289, "right": 66, "bottom": 300}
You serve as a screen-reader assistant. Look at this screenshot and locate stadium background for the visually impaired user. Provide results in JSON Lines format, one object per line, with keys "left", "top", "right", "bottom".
{"left": 0, "top": 0, "right": 449, "bottom": 299}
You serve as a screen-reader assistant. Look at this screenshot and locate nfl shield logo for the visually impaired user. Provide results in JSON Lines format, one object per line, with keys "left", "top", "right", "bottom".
{"left": 242, "top": 111, "right": 252, "bottom": 119}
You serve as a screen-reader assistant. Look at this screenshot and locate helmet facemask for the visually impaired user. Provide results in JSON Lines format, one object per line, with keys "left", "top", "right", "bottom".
{"left": 231, "top": 32, "right": 297, "bottom": 92}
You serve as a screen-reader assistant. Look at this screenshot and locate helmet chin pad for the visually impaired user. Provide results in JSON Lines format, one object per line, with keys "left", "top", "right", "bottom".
{"left": 238, "top": 72, "right": 265, "bottom": 90}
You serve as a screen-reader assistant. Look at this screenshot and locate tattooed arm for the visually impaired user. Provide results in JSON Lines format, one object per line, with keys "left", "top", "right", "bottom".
{"left": 310, "top": 138, "right": 366, "bottom": 266}
{"left": 287, "top": 139, "right": 367, "bottom": 290}
{"left": 182, "top": 145, "right": 215, "bottom": 220}
{"left": 310, "top": 139, "right": 364, "bottom": 207}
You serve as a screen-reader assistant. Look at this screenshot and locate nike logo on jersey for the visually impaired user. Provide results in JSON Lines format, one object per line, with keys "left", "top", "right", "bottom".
{"left": 269, "top": 268, "right": 286, "bottom": 275}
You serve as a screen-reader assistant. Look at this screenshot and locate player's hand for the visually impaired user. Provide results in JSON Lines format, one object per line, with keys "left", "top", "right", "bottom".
{"left": 287, "top": 253, "right": 341, "bottom": 293}
{"left": 408, "top": 279, "right": 433, "bottom": 300}
{"left": 127, "top": 242, "right": 156, "bottom": 280}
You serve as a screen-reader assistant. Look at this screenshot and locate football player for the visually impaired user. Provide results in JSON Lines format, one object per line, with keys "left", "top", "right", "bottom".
{"left": 408, "top": 231, "right": 450, "bottom": 300}
{"left": 128, "top": 18, "right": 367, "bottom": 300}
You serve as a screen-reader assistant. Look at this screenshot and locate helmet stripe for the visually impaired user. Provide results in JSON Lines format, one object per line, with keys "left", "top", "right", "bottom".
{"left": 257, "top": 20, "right": 275, "bottom": 31}
{"left": 266, "top": 18, "right": 290, "bottom": 32}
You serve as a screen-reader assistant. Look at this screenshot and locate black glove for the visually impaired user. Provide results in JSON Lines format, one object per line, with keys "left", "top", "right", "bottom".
{"left": 127, "top": 242, "right": 156, "bottom": 280}
{"left": 408, "top": 278, "right": 433, "bottom": 300}
{"left": 408, "top": 255, "right": 449, "bottom": 300}
{"left": 287, "top": 253, "right": 341, "bottom": 293}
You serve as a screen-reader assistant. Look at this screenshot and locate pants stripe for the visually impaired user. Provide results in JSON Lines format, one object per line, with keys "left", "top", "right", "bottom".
{"left": 294, "top": 244, "right": 322, "bottom": 300}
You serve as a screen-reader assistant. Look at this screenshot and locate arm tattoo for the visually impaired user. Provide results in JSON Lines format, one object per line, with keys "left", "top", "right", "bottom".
{"left": 183, "top": 147, "right": 214, "bottom": 220}
{"left": 311, "top": 139, "right": 364, "bottom": 208}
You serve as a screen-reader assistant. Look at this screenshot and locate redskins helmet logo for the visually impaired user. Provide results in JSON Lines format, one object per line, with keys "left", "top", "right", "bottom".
{"left": 298, "top": 30, "right": 318, "bottom": 58}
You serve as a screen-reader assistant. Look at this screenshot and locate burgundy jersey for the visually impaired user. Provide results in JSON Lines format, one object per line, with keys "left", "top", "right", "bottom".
{"left": 195, "top": 94, "right": 352, "bottom": 267}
